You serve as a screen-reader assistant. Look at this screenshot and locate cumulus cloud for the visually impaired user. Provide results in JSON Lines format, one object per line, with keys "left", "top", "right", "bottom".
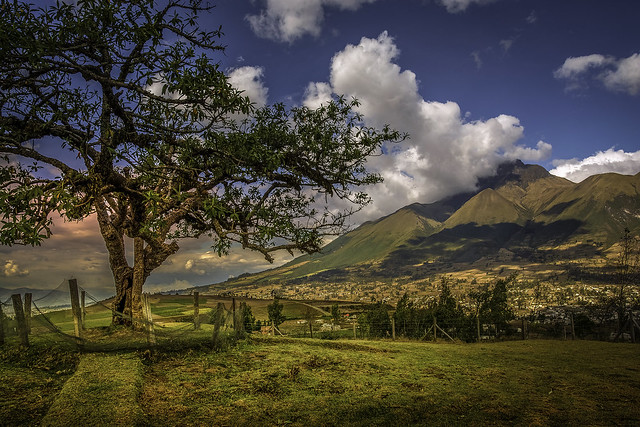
{"left": 438, "top": 0, "right": 497, "bottom": 13}
{"left": 305, "top": 31, "right": 551, "bottom": 220}
{"left": 554, "top": 53, "right": 640, "bottom": 95}
{"left": 303, "top": 82, "right": 333, "bottom": 109}
{"left": 246, "top": 0, "right": 377, "bottom": 43}
{"left": 602, "top": 53, "right": 640, "bottom": 95}
{"left": 227, "top": 66, "right": 269, "bottom": 107}
{"left": 2, "top": 260, "right": 29, "bottom": 277}
{"left": 550, "top": 148, "right": 640, "bottom": 183}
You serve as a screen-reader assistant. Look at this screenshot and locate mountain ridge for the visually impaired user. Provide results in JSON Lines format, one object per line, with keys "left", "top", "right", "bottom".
{"left": 210, "top": 161, "right": 640, "bottom": 289}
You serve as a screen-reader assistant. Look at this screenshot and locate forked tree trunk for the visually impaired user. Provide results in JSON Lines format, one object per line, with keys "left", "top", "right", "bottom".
{"left": 96, "top": 201, "right": 179, "bottom": 328}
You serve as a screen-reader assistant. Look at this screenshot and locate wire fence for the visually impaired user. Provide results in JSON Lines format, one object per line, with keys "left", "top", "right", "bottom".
{"left": 0, "top": 279, "right": 248, "bottom": 351}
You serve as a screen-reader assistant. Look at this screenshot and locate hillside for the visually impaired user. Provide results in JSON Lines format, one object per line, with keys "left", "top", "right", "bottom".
{"left": 210, "top": 161, "right": 640, "bottom": 290}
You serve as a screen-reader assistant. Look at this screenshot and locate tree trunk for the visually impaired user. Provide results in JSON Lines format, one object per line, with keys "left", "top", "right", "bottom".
{"left": 96, "top": 200, "right": 179, "bottom": 327}
{"left": 131, "top": 237, "right": 145, "bottom": 328}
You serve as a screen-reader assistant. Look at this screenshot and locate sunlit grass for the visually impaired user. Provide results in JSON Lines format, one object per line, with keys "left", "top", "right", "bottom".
{"left": 140, "top": 338, "right": 640, "bottom": 426}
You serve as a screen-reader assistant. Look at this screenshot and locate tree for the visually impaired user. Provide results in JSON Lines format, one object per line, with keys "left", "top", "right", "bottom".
{"left": 467, "top": 284, "right": 491, "bottom": 341}
{"left": 330, "top": 303, "right": 340, "bottom": 325}
{"left": 434, "top": 276, "right": 464, "bottom": 331}
{"left": 267, "top": 297, "right": 286, "bottom": 330}
{"left": 239, "top": 301, "right": 255, "bottom": 333}
{"left": 0, "top": 0, "right": 403, "bottom": 325}
{"left": 612, "top": 228, "right": 640, "bottom": 337}
{"left": 486, "top": 275, "right": 515, "bottom": 336}
{"left": 359, "top": 302, "right": 391, "bottom": 338}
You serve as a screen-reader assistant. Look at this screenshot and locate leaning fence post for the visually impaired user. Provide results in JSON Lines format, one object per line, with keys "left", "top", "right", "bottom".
{"left": 11, "top": 294, "right": 29, "bottom": 347}
{"left": 193, "top": 292, "right": 200, "bottom": 330}
{"left": 433, "top": 316, "right": 437, "bottom": 342}
{"left": 68, "top": 279, "right": 83, "bottom": 341}
{"left": 81, "top": 290, "right": 86, "bottom": 330}
{"left": 24, "top": 293, "right": 32, "bottom": 334}
{"left": 0, "top": 303, "right": 5, "bottom": 346}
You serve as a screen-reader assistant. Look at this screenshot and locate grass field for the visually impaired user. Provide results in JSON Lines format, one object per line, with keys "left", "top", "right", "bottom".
{"left": 139, "top": 338, "right": 640, "bottom": 426}
{"left": 3, "top": 295, "right": 639, "bottom": 425}
{"left": 2, "top": 336, "right": 639, "bottom": 426}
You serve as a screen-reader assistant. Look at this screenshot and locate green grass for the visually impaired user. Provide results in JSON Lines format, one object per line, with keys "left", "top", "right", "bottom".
{"left": 0, "top": 343, "right": 79, "bottom": 426}
{"left": 1, "top": 336, "right": 639, "bottom": 426}
{"left": 41, "top": 352, "right": 144, "bottom": 427}
{"left": 6, "top": 295, "right": 640, "bottom": 426}
{"left": 140, "top": 338, "right": 640, "bottom": 426}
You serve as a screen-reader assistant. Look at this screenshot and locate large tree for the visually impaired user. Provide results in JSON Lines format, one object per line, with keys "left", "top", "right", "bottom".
{"left": 0, "top": 0, "right": 402, "bottom": 325}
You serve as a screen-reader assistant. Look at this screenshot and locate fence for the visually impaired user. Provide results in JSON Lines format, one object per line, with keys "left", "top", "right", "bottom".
{"left": 2, "top": 283, "right": 638, "bottom": 351}
{"left": 0, "top": 279, "right": 248, "bottom": 351}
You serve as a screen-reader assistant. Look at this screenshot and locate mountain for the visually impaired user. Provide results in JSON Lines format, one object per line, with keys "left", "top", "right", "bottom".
{"left": 211, "top": 161, "right": 640, "bottom": 288}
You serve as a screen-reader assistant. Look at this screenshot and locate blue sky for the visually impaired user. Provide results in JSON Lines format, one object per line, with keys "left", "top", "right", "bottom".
{"left": 2, "top": 0, "right": 640, "bottom": 293}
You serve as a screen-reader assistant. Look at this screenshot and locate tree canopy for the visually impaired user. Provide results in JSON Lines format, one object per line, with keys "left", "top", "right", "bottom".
{"left": 0, "top": 0, "right": 403, "bottom": 324}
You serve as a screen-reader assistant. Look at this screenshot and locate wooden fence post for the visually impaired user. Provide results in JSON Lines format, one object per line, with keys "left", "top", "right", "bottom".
{"left": 11, "top": 294, "right": 29, "bottom": 347}
{"left": 193, "top": 292, "right": 200, "bottom": 330}
{"left": 570, "top": 312, "right": 575, "bottom": 340}
{"left": 309, "top": 320, "right": 313, "bottom": 338}
{"left": 142, "top": 294, "right": 156, "bottom": 345}
{"left": 232, "top": 297, "right": 237, "bottom": 332}
{"left": 477, "top": 316, "right": 481, "bottom": 342}
{"left": 433, "top": 316, "right": 437, "bottom": 342}
{"left": 81, "top": 290, "right": 86, "bottom": 330}
{"left": 68, "top": 279, "right": 83, "bottom": 341}
{"left": 392, "top": 317, "right": 396, "bottom": 340}
{"left": 23, "top": 293, "right": 32, "bottom": 334}
{"left": 0, "top": 303, "right": 5, "bottom": 346}
{"left": 353, "top": 322, "right": 356, "bottom": 339}
{"left": 521, "top": 318, "right": 526, "bottom": 340}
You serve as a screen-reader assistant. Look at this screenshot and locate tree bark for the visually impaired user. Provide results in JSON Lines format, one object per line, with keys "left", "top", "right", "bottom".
{"left": 131, "top": 237, "right": 145, "bottom": 328}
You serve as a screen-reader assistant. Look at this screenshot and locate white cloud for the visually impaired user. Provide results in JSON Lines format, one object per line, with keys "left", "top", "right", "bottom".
{"left": 602, "top": 53, "right": 640, "bottom": 96}
{"left": 438, "top": 0, "right": 497, "bottom": 13}
{"left": 553, "top": 54, "right": 615, "bottom": 80}
{"left": 2, "top": 260, "right": 29, "bottom": 277}
{"left": 550, "top": 148, "right": 640, "bottom": 183}
{"left": 525, "top": 10, "right": 537, "bottom": 24}
{"left": 246, "top": 0, "right": 377, "bottom": 43}
{"left": 306, "top": 31, "right": 551, "bottom": 220}
{"left": 471, "top": 50, "right": 482, "bottom": 69}
{"left": 227, "top": 66, "right": 269, "bottom": 107}
{"left": 499, "top": 38, "right": 515, "bottom": 53}
{"left": 554, "top": 53, "right": 640, "bottom": 95}
{"left": 303, "top": 82, "right": 333, "bottom": 109}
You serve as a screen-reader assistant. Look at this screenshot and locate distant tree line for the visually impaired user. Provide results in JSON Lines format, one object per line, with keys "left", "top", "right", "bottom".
{"left": 358, "top": 275, "right": 516, "bottom": 342}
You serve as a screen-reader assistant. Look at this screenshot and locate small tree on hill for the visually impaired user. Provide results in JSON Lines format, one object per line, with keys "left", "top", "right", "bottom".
{"left": 330, "top": 303, "right": 341, "bottom": 325}
{"left": 267, "top": 297, "right": 286, "bottom": 331}
{"left": 359, "top": 302, "right": 391, "bottom": 338}
{"left": 0, "top": 0, "right": 403, "bottom": 326}
{"left": 486, "top": 275, "right": 515, "bottom": 337}
{"left": 239, "top": 301, "right": 255, "bottom": 333}
{"left": 612, "top": 228, "right": 640, "bottom": 338}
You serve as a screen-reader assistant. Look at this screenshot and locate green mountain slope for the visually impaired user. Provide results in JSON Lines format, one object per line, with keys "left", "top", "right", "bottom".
{"left": 212, "top": 162, "right": 640, "bottom": 287}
